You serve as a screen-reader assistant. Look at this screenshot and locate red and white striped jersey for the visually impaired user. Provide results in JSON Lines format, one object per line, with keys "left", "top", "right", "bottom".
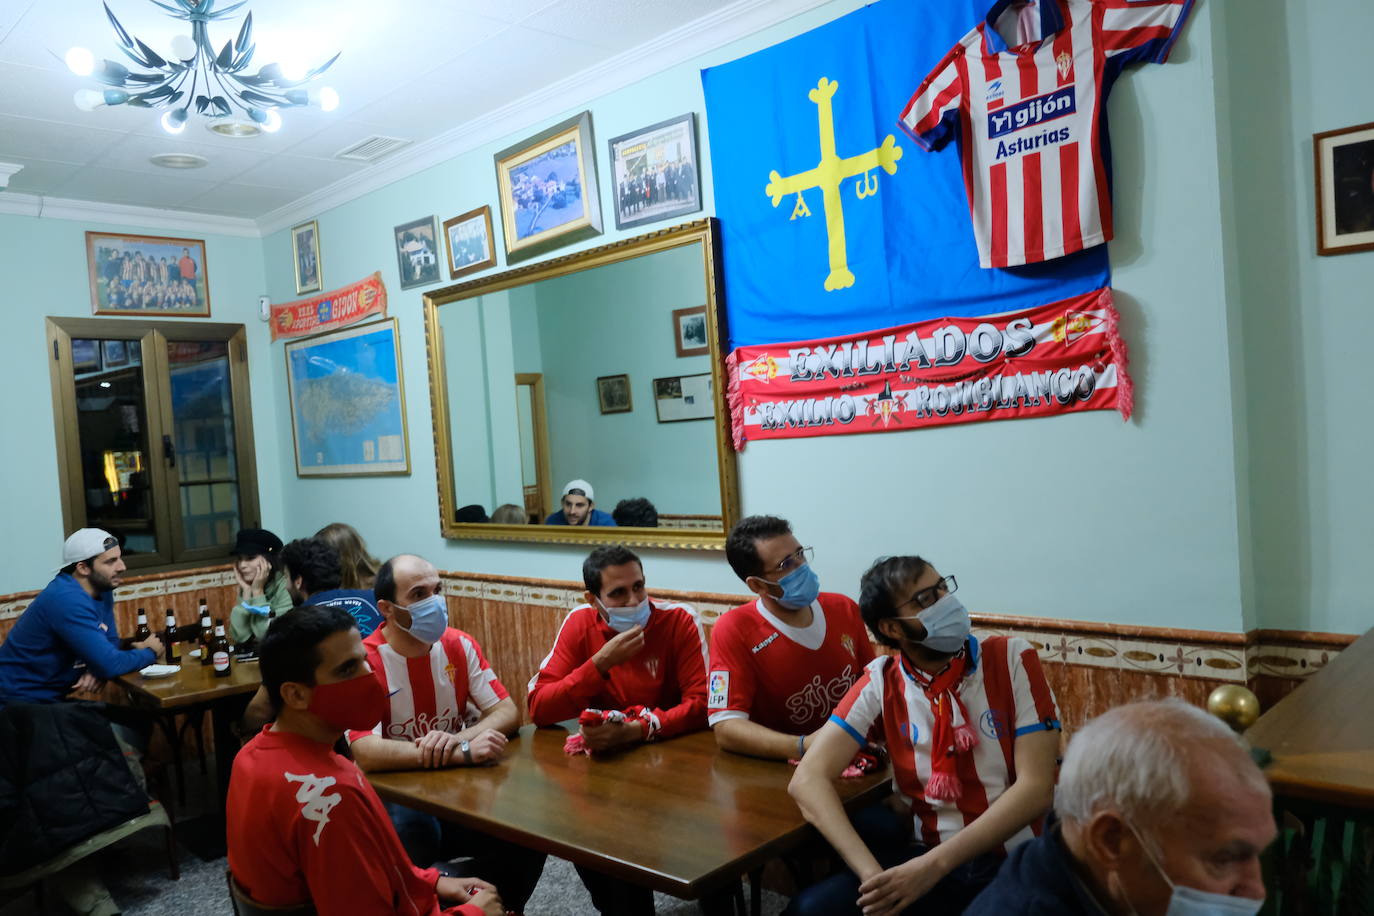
{"left": 899, "top": 0, "right": 1195, "bottom": 268}
{"left": 830, "top": 636, "right": 1060, "bottom": 853}
{"left": 349, "top": 627, "right": 509, "bottom": 744}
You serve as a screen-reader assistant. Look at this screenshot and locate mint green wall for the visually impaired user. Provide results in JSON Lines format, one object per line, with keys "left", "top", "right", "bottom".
{"left": 532, "top": 243, "right": 716, "bottom": 517}
{"left": 0, "top": 212, "right": 274, "bottom": 595}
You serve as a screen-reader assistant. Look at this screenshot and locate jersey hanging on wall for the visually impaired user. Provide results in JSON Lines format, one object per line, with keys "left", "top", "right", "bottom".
{"left": 900, "top": 0, "right": 1195, "bottom": 269}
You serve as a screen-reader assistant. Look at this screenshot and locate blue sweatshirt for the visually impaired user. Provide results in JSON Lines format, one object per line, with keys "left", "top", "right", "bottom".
{"left": 0, "top": 574, "right": 156, "bottom": 705}
{"left": 544, "top": 508, "right": 618, "bottom": 526}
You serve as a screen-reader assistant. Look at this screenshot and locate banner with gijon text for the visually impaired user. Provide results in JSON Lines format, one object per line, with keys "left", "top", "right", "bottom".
{"left": 726, "top": 288, "right": 1131, "bottom": 449}
{"left": 270, "top": 272, "right": 387, "bottom": 341}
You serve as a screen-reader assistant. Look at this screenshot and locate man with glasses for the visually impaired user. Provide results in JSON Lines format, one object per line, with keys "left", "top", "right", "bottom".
{"left": 710, "top": 516, "right": 875, "bottom": 759}
{"left": 786, "top": 555, "right": 1060, "bottom": 915}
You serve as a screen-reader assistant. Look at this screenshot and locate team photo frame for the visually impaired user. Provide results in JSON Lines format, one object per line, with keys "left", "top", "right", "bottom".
{"left": 1315, "top": 121, "right": 1374, "bottom": 256}
{"left": 608, "top": 112, "right": 702, "bottom": 230}
{"left": 291, "top": 220, "right": 323, "bottom": 294}
{"left": 494, "top": 111, "right": 602, "bottom": 264}
{"left": 441, "top": 206, "right": 498, "bottom": 279}
{"left": 85, "top": 231, "right": 210, "bottom": 316}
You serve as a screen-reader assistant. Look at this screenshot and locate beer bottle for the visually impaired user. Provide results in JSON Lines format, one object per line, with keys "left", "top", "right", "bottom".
{"left": 134, "top": 608, "right": 151, "bottom": 643}
{"left": 212, "top": 621, "right": 232, "bottom": 678}
{"left": 164, "top": 610, "right": 180, "bottom": 664}
{"left": 198, "top": 598, "right": 213, "bottom": 666}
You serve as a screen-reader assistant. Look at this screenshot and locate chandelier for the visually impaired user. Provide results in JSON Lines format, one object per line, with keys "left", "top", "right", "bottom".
{"left": 65, "top": 1, "right": 340, "bottom": 136}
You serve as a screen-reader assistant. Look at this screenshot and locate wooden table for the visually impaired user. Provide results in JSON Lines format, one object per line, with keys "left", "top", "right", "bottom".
{"left": 368, "top": 726, "right": 890, "bottom": 910}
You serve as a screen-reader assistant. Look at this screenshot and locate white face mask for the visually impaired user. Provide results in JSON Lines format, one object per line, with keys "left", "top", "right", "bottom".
{"left": 1126, "top": 821, "right": 1264, "bottom": 916}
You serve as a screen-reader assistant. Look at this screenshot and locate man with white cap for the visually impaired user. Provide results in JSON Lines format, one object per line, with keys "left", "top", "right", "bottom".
{"left": 0, "top": 528, "right": 163, "bottom": 706}
{"left": 544, "top": 479, "right": 618, "bottom": 526}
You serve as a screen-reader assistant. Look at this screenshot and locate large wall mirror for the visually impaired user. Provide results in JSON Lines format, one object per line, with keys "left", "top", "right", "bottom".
{"left": 423, "top": 219, "right": 738, "bottom": 549}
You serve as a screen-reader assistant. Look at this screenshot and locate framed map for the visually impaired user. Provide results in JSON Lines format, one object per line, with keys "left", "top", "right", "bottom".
{"left": 284, "top": 318, "right": 410, "bottom": 477}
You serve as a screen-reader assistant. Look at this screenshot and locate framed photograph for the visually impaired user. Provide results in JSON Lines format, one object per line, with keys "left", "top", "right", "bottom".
{"left": 85, "top": 231, "right": 210, "bottom": 316}
{"left": 291, "top": 220, "right": 323, "bottom": 294}
{"left": 654, "top": 372, "right": 714, "bottom": 423}
{"left": 672, "top": 305, "right": 709, "bottom": 357}
{"left": 101, "top": 339, "right": 129, "bottom": 368}
{"left": 71, "top": 339, "right": 101, "bottom": 374}
{"left": 442, "top": 206, "right": 498, "bottom": 279}
{"left": 608, "top": 112, "right": 702, "bottom": 230}
{"left": 596, "top": 374, "right": 632, "bottom": 414}
{"left": 394, "top": 216, "right": 442, "bottom": 289}
{"left": 1315, "top": 121, "right": 1374, "bottom": 256}
{"left": 284, "top": 318, "right": 410, "bottom": 477}
{"left": 494, "top": 111, "right": 602, "bottom": 264}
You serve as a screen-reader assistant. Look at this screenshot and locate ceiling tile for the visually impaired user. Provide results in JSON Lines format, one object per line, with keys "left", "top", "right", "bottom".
{"left": 52, "top": 164, "right": 218, "bottom": 208}
{"left": 0, "top": 113, "right": 124, "bottom": 164}
{"left": 92, "top": 132, "right": 268, "bottom": 184}
{"left": 229, "top": 153, "right": 366, "bottom": 191}
{"left": 521, "top": 0, "right": 731, "bottom": 50}
{"left": 180, "top": 182, "right": 305, "bottom": 217}
{"left": 0, "top": 156, "right": 82, "bottom": 195}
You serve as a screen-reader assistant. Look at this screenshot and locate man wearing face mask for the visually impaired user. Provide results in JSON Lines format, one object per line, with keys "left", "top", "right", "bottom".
{"left": 966, "top": 698, "right": 1275, "bottom": 915}
{"left": 347, "top": 554, "right": 546, "bottom": 913}
{"left": 527, "top": 544, "right": 708, "bottom": 914}
{"left": 226, "top": 604, "right": 505, "bottom": 916}
{"left": 786, "top": 555, "right": 1060, "bottom": 915}
{"left": 709, "top": 515, "right": 874, "bottom": 759}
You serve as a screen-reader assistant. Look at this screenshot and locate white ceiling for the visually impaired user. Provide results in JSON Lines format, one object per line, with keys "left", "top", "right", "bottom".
{"left": 0, "top": 0, "right": 819, "bottom": 232}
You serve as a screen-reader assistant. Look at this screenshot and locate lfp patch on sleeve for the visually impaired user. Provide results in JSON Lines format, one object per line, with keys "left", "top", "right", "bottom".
{"left": 708, "top": 670, "right": 730, "bottom": 709}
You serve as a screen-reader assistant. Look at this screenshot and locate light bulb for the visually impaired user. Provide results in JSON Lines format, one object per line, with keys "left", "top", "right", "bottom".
{"left": 169, "top": 34, "right": 196, "bottom": 61}
{"left": 73, "top": 88, "right": 105, "bottom": 111}
{"left": 65, "top": 46, "right": 94, "bottom": 76}
{"left": 261, "top": 109, "right": 282, "bottom": 133}
{"left": 279, "top": 61, "right": 307, "bottom": 82}
{"left": 103, "top": 89, "right": 130, "bottom": 106}
{"left": 161, "top": 109, "right": 188, "bottom": 134}
{"left": 316, "top": 86, "right": 338, "bottom": 112}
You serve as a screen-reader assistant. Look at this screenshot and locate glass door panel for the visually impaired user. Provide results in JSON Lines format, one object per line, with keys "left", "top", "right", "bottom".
{"left": 166, "top": 340, "right": 241, "bottom": 550}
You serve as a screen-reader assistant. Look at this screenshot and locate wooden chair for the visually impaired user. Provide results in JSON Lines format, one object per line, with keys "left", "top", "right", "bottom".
{"left": 226, "top": 869, "right": 316, "bottom": 916}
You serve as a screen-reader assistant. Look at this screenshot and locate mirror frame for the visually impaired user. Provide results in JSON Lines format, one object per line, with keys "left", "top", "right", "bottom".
{"left": 422, "top": 218, "right": 738, "bottom": 550}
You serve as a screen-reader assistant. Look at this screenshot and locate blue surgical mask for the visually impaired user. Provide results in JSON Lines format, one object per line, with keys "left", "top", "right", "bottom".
{"left": 598, "top": 596, "right": 651, "bottom": 633}
{"left": 397, "top": 594, "right": 448, "bottom": 644}
{"left": 1129, "top": 821, "right": 1265, "bottom": 916}
{"left": 895, "top": 593, "right": 971, "bottom": 654}
{"left": 763, "top": 563, "right": 820, "bottom": 611}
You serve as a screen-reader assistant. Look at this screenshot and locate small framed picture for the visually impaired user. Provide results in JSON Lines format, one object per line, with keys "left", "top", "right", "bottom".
{"left": 72, "top": 339, "right": 101, "bottom": 373}
{"left": 672, "top": 305, "right": 709, "bottom": 357}
{"left": 596, "top": 374, "right": 632, "bottom": 414}
{"left": 1315, "top": 121, "right": 1374, "bottom": 256}
{"left": 291, "top": 220, "right": 323, "bottom": 294}
{"left": 608, "top": 113, "right": 702, "bottom": 230}
{"left": 85, "top": 231, "right": 210, "bottom": 316}
{"left": 494, "top": 111, "right": 602, "bottom": 264}
{"left": 101, "top": 340, "right": 129, "bottom": 368}
{"left": 394, "top": 216, "right": 442, "bottom": 289}
{"left": 442, "top": 206, "right": 498, "bottom": 279}
{"left": 654, "top": 372, "right": 714, "bottom": 423}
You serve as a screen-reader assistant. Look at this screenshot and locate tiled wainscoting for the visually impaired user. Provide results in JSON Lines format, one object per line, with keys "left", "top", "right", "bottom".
{"left": 0, "top": 566, "right": 1354, "bottom": 731}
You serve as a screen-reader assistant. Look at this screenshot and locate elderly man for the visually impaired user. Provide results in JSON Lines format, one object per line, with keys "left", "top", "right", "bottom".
{"left": 966, "top": 698, "right": 1275, "bottom": 915}
{"left": 544, "top": 479, "right": 617, "bottom": 526}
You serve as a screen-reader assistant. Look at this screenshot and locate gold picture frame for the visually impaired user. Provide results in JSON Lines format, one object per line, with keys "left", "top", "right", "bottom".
{"left": 441, "top": 205, "right": 498, "bottom": 279}
{"left": 494, "top": 111, "right": 603, "bottom": 264}
{"left": 291, "top": 220, "right": 323, "bottom": 294}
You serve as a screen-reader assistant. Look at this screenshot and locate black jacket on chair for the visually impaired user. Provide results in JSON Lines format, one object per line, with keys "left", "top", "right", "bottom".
{"left": 0, "top": 701, "right": 149, "bottom": 874}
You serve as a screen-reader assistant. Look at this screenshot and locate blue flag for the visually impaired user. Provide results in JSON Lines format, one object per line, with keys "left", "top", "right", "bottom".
{"left": 701, "top": 0, "right": 1110, "bottom": 351}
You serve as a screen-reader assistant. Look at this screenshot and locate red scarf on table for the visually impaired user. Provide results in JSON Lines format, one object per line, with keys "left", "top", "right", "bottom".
{"left": 901, "top": 647, "right": 978, "bottom": 802}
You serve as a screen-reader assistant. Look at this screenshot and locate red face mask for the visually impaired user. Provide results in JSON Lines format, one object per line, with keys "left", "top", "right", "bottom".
{"left": 306, "top": 671, "right": 388, "bottom": 732}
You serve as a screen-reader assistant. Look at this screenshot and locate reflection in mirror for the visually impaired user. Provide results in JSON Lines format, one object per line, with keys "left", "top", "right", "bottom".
{"left": 437, "top": 240, "right": 722, "bottom": 534}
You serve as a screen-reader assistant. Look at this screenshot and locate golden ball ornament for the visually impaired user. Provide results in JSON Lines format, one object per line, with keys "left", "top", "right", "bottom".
{"left": 1206, "top": 684, "right": 1260, "bottom": 732}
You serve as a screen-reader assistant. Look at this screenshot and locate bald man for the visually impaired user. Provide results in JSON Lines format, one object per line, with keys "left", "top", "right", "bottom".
{"left": 966, "top": 698, "right": 1275, "bottom": 915}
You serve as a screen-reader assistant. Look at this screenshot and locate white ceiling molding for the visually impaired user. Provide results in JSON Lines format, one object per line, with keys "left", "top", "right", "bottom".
{"left": 254, "top": 0, "right": 834, "bottom": 236}
{"left": 0, "top": 162, "right": 21, "bottom": 188}
{"left": 0, "top": 190, "right": 261, "bottom": 237}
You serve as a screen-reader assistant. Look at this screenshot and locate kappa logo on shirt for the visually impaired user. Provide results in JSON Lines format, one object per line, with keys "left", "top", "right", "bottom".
{"left": 284, "top": 772, "right": 342, "bottom": 846}
{"left": 644, "top": 656, "right": 661, "bottom": 679}
{"left": 708, "top": 670, "right": 730, "bottom": 709}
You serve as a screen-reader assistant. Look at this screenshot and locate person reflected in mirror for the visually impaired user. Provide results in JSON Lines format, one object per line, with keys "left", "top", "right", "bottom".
{"left": 611, "top": 497, "right": 658, "bottom": 528}
{"left": 228, "top": 528, "right": 292, "bottom": 646}
{"left": 454, "top": 504, "right": 489, "bottom": 524}
{"left": 348, "top": 554, "right": 545, "bottom": 912}
{"left": 786, "top": 556, "right": 1061, "bottom": 916}
{"left": 966, "top": 698, "right": 1274, "bottom": 915}
{"left": 527, "top": 544, "right": 707, "bottom": 914}
{"left": 314, "top": 521, "right": 380, "bottom": 590}
{"left": 490, "top": 504, "right": 528, "bottom": 524}
{"left": 544, "top": 479, "right": 617, "bottom": 526}
{"left": 228, "top": 606, "right": 505, "bottom": 916}
{"left": 709, "top": 515, "right": 873, "bottom": 760}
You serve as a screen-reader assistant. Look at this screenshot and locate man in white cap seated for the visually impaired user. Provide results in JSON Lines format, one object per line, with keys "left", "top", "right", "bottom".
{"left": 0, "top": 528, "right": 163, "bottom": 706}
{"left": 544, "top": 479, "right": 618, "bottom": 526}
{"left": 965, "top": 697, "right": 1275, "bottom": 915}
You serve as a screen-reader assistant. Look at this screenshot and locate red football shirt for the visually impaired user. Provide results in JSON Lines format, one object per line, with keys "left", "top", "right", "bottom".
{"left": 226, "top": 725, "right": 479, "bottom": 915}
{"left": 526, "top": 600, "right": 708, "bottom": 739}
{"left": 707, "top": 592, "right": 875, "bottom": 735}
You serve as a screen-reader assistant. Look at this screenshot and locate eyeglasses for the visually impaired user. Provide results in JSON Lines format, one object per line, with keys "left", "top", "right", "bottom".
{"left": 896, "top": 575, "right": 957, "bottom": 612}
{"left": 768, "top": 546, "right": 814, "bottom": 577}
